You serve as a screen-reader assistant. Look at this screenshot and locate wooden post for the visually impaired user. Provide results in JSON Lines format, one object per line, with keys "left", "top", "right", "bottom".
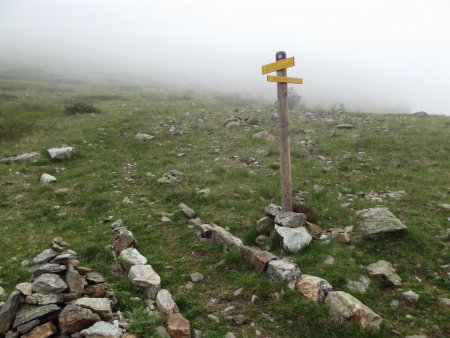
{"left": 275, "top": 51, "right": 292, "bottom": 212}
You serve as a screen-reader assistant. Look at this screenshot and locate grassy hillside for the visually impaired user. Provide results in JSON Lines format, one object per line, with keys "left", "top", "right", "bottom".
{"left": 0, "top": 70, "right": 449, "bottom": 337}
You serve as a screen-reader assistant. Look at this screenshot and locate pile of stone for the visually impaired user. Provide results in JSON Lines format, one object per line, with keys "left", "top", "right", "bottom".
{"left": 157, "top": 170, "right": 183, "bottom": 184}
{"left": 223, "top": 116, "right": 260, "bottom": 128}
{"left": 110, "top": 219, "right": 192, "bottom": 338}
{"left": 181, "top": 204, "right": 383, "bottom": 332}
{"left": 0, "top": 237, "right": 131, "bottom": 338}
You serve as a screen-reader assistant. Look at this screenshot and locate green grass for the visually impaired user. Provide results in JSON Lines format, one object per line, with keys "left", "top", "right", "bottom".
{"left": 0, "top": 69, "right": 449, "bottom": 337}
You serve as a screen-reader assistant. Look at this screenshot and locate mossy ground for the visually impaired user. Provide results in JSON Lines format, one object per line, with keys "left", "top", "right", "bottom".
{"left": 0, "top": 70, "right": 449, "bottom": 337}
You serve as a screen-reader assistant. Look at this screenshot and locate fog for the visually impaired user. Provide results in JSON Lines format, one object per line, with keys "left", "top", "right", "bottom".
{"left": 1, "top": 0, "right": 449, "bottom": 114}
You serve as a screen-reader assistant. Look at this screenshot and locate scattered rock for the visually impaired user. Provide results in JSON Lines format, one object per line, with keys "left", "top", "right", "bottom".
{"left": 1, "top": 152, "right": 39, "bottom": 164}
{"left": 242, "top": 246, "right": 278, "bottom": 272}
{"left": 80, "top": 320, "right": 122, "bottom": 338}
{"left": 402, "top": 290, "right": 419, "bottom": 303}
{"left": 346, "top": 275, "right": 371, "bottom": 293}
{"left": 357, "top": 208, "right": 407, "bottom": 238}
{"left": 118, "top": 248, "right": 148, "bottom": 271}
{"left": 256, "top": 217, "right": 274, "bottom": 235}
{"left": 47, "top": 146, "right": 75, "bottom": 160}
{"left": 129, "top": 265, "right": 161, "bottom": 298}
{"left": 135, "top": 133, "right": 154, "bottom": 141}
{"left": 190, "top": 272, "right": 204, "bottom": 283}
{"left": 296, "top": 275, "right": 332, "bottom": 303}
{"left": 40, "top": 173, "right": 57, "bottom": 184}
{"left": 325, "top": 291, "right": 383, "bottom": 332}
{"left": 157, "top": 170, "right": 183, "bottom": 184}
{"left": 274, "top": 225, "right": 312, "bottom": 252}
{"left": 366, "top": 260, "right": 402, "bottom": 287}
{"left": 166, "top": 313, "right": 190, "bottom": 338}
{"left": 274, "top": 212, "right": 307, "bottom": 228}
{"left": 179, "top": 203, "right": 196, "bottom": 219}
{"left": 266, "top": 259, "right": 301, "bottom": 284}
{"left": 32, "top": 273, "right": 67, "bottom": 294}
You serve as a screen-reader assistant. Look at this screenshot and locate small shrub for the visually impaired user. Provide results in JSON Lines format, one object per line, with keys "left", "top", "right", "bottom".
{"left": 64, "top": 101, "right": 100, "bottom": 115}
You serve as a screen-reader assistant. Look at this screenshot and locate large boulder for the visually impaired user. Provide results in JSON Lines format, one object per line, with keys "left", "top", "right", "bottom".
{"left": 325, "top": 291, "right": 383, "bottom": 332}
{"left": 275, "top": 225, "right": 312, "bottom": 252}
{"left": 356, "top": 208, "right": 407, "bottom": 238}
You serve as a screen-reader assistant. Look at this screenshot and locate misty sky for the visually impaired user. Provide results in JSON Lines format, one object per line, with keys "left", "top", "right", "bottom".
{"left": 1, "top": 0, "right": 449, "bottom": 114}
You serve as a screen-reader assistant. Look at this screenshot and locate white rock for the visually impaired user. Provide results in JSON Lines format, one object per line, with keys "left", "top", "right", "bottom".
{"left": 47, "top": 146, "right": 75, "bottom": 160}
{"left": 40, "top": 173, "right": 56, "bottom": 184}
{"left": 80, "top": 321, "right": 122, "bottom": 338}
{"left": 156, "top": 289, "right": 179, "bottom": 317}
{"left": 135, "top": 133, "right": 154, "bottom": 141}
{"left": 266, "top": 259, "right": 301, "bottom": 284}
{"left": 402, "top": 290, "right": 419, "bottom": 303}
{"left": 128, "top": 265, "right": 161, "bottom": 299}
{"left": 179, "top": 203, "right": 196, "bottom": 219}
{"left": 275, "top": 225, "right": 312, "bottom": 252}
{"left": 190, "top": 272, "right": 204, "bottom": 283}
{"left": 118, "top": 248, "right": 147, "bottom": 271}
{"left": 366, "top": 260, "right": 402, "bottom": 286}
{"left": 274, "top": 212, "right": 306, "bottom": 228}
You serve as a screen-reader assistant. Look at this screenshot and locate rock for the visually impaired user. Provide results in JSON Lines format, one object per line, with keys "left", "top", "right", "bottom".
{"left": 17, "top": 320, "right": 40, "bottom": 334}
{"left": 296, "top": 275, "right": 332, "bottom": 303}
{"left": 266, "top": 259, "right": 301, "bottom": 284}
{"left": 333, "top": 231, "right": 351, "bottom": 243}
{"left": 208, "top": 314, "right": 220, "bottom": 323}
{"left": 16, "top": 283, "right": 33, "bottom": 296}
{"left": 0, "top": 287, "right": 5, "bottom": 300}
{"left": 21, "top": 321, "right": 56, "bottom": 338}
{"left": 58, "top": 304, "right": 101, "bottom": 335}
{"left": 346, "top": 275, "right": 371, "bottom": 293}
{"left": 65, "top": 264, "right": 84, "bottom": 294}
{"left": 256, "top": 217, "right": 274, "bottom": 235}
{"left": 122, "top": 197, "right": 132, "bottom": 204}
{"left": 40, "top": 173, "right": 57, "bottom": 184}
{"left": 357, "top": 208, "right": 407, "bottom": 238}
{"left": 112, "top": 229, "right": 135, "bottom": 254}
{"left": 253, "top": 130, "right": 275, "bottom": 140}
{"left": 156, "top": 289, "right": 178, "bottom": 317}
{"left": 85, "top": 283, "right": 108, "bottom": 298}
{"left": 439, "top": 297, "right": 450, "bottom": 307}
{"left": 304, "top": 221, "right": 323, "bottom": 239}
{"left": 157, "top": 170, "right": 183, "bottom": 184}
{"left": 1, "top": 152, "right": 39, "bottom": 164}
{"left": 155, "top": 325, "right": 170, "bottom": 337}
{"left": 242, "top": 246, "right": 278, "bottom": 272}
{"left": 390, "top": 299, "right": 400, "bottom": 308}
{"left": 33, "top": 249, "right": 59, "bottom": 264}
{"left": 274, "top": 211, "right": 306, "bottom": 228}
{"left": 85, "top": 272, "right": 105, "bottom": 284}
{"left": 224, "top": 332, "right": 236, "bottom": 338}
{"left": 13, "top": 304, "right": 61, "bottom": 328}
{"left": 135, "top": 133, "right": 154, "bottom": 141}
{"left": 179, "top": 203, "right": 196, "bottom": 219}
{"left": 51, "top": 237, "right": 68, "bottom": 252}
{"left": 274, "top": 225, "right": 312, "bottom": 252}
{"left": 5, "top": 331, "right": 19, "bottom": 338}
{"left": 212, "top": 225, "right": 243, "bottom": 254}
{"left": 402, "top": 290, "right": 419, "bottom": 303}
{"left": 111, "top": 219, "right": 123, "bottom": 230}
{"left": 73, "top": 297, "right": 112, "bottom": 321}
{"left": 413, "top": 111, "right": 428, "bottom": 116}
{"left": 366, "top": 260, "right": 402, "bottom": 287}
{"left": 190, "top": 272, "right": 204, "bottom": 283}
{"left": 325, "top": 291, "right": 383, "bottom": 332}
{"left": 166, "top": 313, "right": 190, "bottom": 338}
{"left": 264, "top": 203, "right": 282, "bottom": 217}
{"left": 128, "top": 265, "right": 161, "bottom": 298}
{"left": 80, "top": 321, "right": 122, "bottom": 338}
{"left": 32, "top": 273, "right": 67, "bottom": 294}
{"left": 47, "top": 146, "right": 75, "bottom": 160}
{"left": 336, "top": 124, "right": 354, "bottom": 129}
{"left": 255, "top": 235, "right": 270, "bottom": 247}
{"left": 0, "top": 291, "right": 21, "bottom": 334}
{"left": 118, "top": 248, "right": 147, "bottom": 271}
{"left": 232, "top": 314, "right": 248, "bottom": 326}
{"left": 25, "top": 293, "right": 78, "bottom": 305}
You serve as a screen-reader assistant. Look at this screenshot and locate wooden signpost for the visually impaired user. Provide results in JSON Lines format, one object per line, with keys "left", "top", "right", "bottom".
{"left": 261, "top": 51, "right": 303, "bottom": 212}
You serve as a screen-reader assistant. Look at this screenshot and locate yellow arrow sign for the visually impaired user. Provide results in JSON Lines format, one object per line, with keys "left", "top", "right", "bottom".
{"left": 267, "top": 75, "right": 303, "bottom": 84}
{"left": 261, "top": 57, "right": 295, "bottom": 75}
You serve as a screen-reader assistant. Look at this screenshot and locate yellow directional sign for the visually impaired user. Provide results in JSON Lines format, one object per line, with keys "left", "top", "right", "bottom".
{"left": 261, "top": 57, "right": 295, "bottom": 75}
{"left": 267, "top": 75, "right": 303, "bottom": 84}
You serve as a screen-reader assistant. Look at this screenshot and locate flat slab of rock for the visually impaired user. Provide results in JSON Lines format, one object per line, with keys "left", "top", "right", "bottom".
{"left": 275, "top": 225, "right": 312, "bottom": 252}
{"left": 179, "top": 203, "right": 196, "bottom": 219}
{"left": 59, "top": 304, "right": 100, "bottom": 335}
{"left": 29, "top": 263, "right": 66, "bottom": 277}
{"left": 1, "top": 152, "right": 39, "bottom": 164}
{"left": 135, "top": 133, "right": 154, "bottom": 141}
{"left": 0, "top": 291, "right": 21, "bottom": 334}
{"left": 264, "top": 203, "right": 282, "bottom": 217}
{"left": 118, "top": 248, "right": 147, "bottom": 271}
{"left": 167, "top": 313, "right": 191, "bottom": 338}
{"left": 32, "top": 273, "right": 67, "bottom": 294}
{"left": 296, "top": 275, "right": 332, "bottom": 303}
{"left": 325, "top": 291, "right": 383, "bottom": 332}
{"left": 156, "top": 289, "right": 179, "bottom": 317}
{"left": 47, "top": 146, "right": 75, "bottom": 160}
{"left": 21, "top": 321, "right": 56, "bottom": 338}
{"left": 80, "top": 320, "right": 122, "bottom": 338}
{"left": 85, "top": 272, "right": 105, "bottom": 284}
{"left": 13, "top": 304, "right": 61, "bottom": 328}
{"left": 275, "top": 212, "right": 306, "bottom": 228}
{"left": 129, "top": 265, "right": 161, "bottom": 299}
{"left": 84, "top": 283, "right": 108, "bottom": 298}
{"left": 17, "top": 319, "right": 40, "bottom": 335}
{"left": 366, "top": 260, "right": 402, "bottom": 286}
{"left": 212, "top": 224, "right": 243, "bottom": 254}
{"left": 266, "top": 259, "right": 301, "bottom": 284}
{"left": 26, "top": 293, "right": 78, "bottom": 305}
{"left": 33, "top": 249, "right": 59, "bottom": 265}
{"left": 242, "top": 246, "right": 278, "bottom": 272}
{"left": 72, "top": 297, "right": 112, "bottom": 321}
{"left": 357, "top": 208, "right": 407, "bottom": 238}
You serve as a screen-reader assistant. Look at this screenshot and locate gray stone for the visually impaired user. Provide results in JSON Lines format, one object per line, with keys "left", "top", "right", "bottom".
{"left": 325, "top": 291, "right": 383, "bottom": 332}
{"left": 255, "top": 235, "right": 270, "bottom": 246}
{"left": 1, "top": 152, "right": 39, "bottom": 164}
{"left": 65, "top": 264, "right": 84, "bottom": 294}
{"left": 264, "top": 203, "right": 282, "bottom": 217}
{"left": 13, "top": 304, "right": 61, "bottom": 328}
{"left": 212, "top": 225, "right": 243, "bottom": 253}
{"left": 256, "top": 217, "right": 274, "bottom": 235}
{"left": 135, "top": 133, "right": 154, "bottom": 141}
{"left": 179, "top": 203, "right": 196, "bottom": 219}
{"left": 157, "top": 170, "right": 183, "bottom": 184}
{"left": 225, "top": 333, "right": 237, "bottom": 338}
{"left": 15, "top": 283, "right": 33, "bottom": 296}
{"left": 275, "top": 212, "right": 307, "bottom": 228}
{"left": 324, "top": 256, "right": 335, "bottom": 265}
{"left": 156, "top": 289, "right": 179, "bottom": 317}
{"left": 0, "top": 286, "right": 5, "bottom": 300}
{"left": 80, "top": 321, "right": 122, "bottom": 338}
{"left": 366, "top": 260, "right": 402, "bottom": 287}
{"left": 0, "top": 291, "right": 21, "bottom": 334}
{"left": 357, "top": 208, "right": 407, "bottom": 238}
{"left": 118, "top": 248, "right": 147, "bottom": 271}
{"left": 16, "top": 319, "right": 40, "bottom": 334}
{"left": 402, "top": 290, "right": 419, "bottom": 303}
{"left": 33, "top": 249, "right": 59, "bottom": 264}
{"left": 208, "top": 314, "right": 220, "bottom": 323}
{"left": 29, "top": 263, "right": 66, "bottom": 277}
{"left": 25, "top": 292, "right": 78, "bottom": 305}
{"left": 266, "top": 259, "right": 301, "bottom": 284}
{"left": 58, "top": 304, "right": 100, "bottom": 335}
{"left": 296, "top": 275, "right": 332, "bottom": 303}
{"left": 336, "top": 124, "right": 354, "bottom": 129}
{"left": 111, "top": 219, "right": 123, "bottom": 230}
{"left": 73, "top": 298, "right": 112, "bottom": 321}
{"left": 346, "top": 275, "right": 371, "bottom": 293}
{"left": 85, "top": 272, "right": 105, "bottom": 284}
{"left": 275, "top": 225, "right": 312, "bottom": 252}
{"left": 32, "top": 273, "right": 67, "bottom": 294}
{"left": 439, "top": 297, "right": 450, "bottom": 307}
{"left": 128, "top": 265, "right": 161, "bottom": 299}
{"left": 47, "top": 146, "right": 75, "bottom": 160}
{"left": 190, "top": 272, "right": 204, "bottom": 283}
{"left": 155, "top": 325, "right": 170, "bottom": 337}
